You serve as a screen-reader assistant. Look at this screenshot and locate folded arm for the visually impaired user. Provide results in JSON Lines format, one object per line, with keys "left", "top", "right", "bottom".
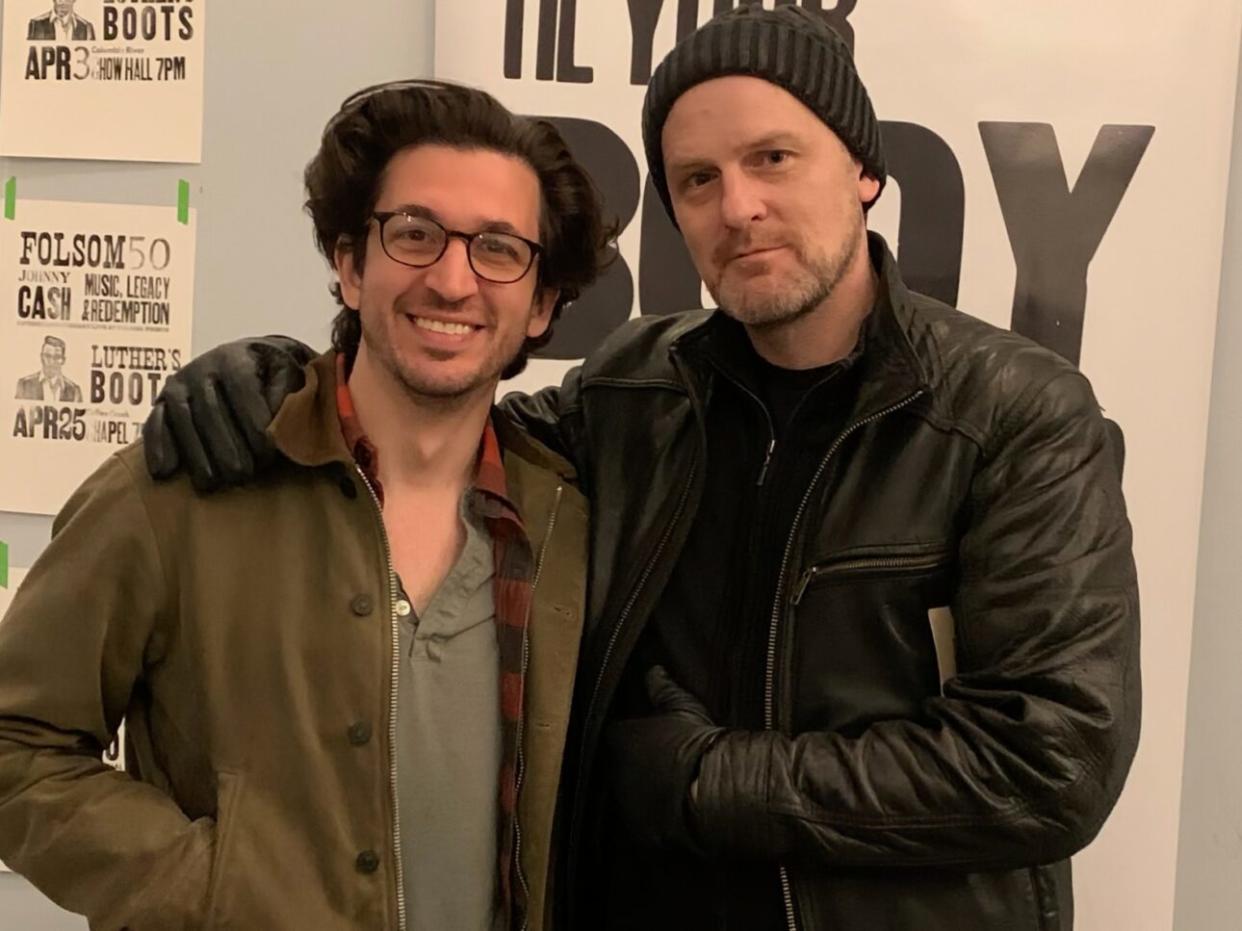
{"left": 613, "top": 372, "right": 1140, "bottom": 871}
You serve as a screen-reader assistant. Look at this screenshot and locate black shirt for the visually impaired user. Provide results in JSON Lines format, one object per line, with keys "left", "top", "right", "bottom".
{"left": 606, "top": 315, "right": 864, "bottom": 930}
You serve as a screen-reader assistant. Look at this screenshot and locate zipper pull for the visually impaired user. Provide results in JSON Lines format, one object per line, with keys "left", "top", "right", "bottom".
{"left": 756, "top": 438, "right": 777, "bottom": 486}
{"left": 790, "top": 567, "right": 816, "bottom": 606}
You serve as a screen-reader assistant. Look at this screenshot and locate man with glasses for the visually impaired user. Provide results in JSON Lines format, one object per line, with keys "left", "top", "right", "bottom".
{"left": 0, "top": 80, "right": 610, "bottom": 930}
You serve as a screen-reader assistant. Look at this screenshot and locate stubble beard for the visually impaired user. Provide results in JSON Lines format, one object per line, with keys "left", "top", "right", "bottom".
{"left": 360, "top": 307, "right": 520, "bottom": 406}
{"left": 715, "top": 215, "right": 864, "bottom": 332}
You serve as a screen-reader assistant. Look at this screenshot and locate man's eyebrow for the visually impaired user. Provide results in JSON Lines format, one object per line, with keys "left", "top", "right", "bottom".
{"left": 747, "top": 131, "right": 802, "bottom": 151}
{"left": 664, "top": 156, "right": 714, "bottom": 178}
{"left": 666, "top": 132, "right": 805, "bottom": 176}
{"left": 387, "top": 203, "right": 527, "bottom": 237}
{"left": 473, "top": 218, "right": 526, "bottom": 237}
{"left": 388, "top": 203, "right": 441, "bottom": 223}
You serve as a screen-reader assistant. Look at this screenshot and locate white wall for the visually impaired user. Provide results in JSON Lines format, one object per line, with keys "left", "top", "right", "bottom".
{"left": 0, "top": 2, "right": 434, "bottom": 926}
{"left": 1173, "top": 19, "right": 1242, "bottom": 931}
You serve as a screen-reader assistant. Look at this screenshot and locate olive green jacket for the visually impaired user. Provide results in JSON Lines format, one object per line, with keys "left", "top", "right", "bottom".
{"left": 0, "top": 352, "right": 587, "bottom": 930}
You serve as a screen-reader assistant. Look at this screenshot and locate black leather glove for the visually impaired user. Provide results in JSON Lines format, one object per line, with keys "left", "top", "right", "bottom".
{"left": 143, "top": 335, "right": 315, "bottom": 491}
{"left": 605, "top": 665, "right": 726, "bottom": 853}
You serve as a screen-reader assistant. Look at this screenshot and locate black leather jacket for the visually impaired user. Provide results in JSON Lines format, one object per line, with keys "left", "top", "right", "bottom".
{"left": 502, "top": 235, "right": 1140, "bottom": 930}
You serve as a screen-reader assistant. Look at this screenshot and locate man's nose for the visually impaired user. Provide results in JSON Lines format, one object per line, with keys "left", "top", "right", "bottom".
{"left": 422, "top": 238, "right": 480, "bottom": 303}
{"left": 718, "top": 170, "right": 768, "bottom": 229}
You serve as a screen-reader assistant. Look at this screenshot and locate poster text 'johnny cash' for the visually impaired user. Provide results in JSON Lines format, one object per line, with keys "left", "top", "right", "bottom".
{"left": 17, "top": 230, "right": 174, "bottom": 328}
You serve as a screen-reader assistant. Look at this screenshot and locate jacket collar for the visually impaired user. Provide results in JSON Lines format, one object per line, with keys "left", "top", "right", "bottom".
{"left": 269, "top": 350, "right": 581, "bottom": 484}
{"left": 849, "top": 232, "right": 932, "bottom": 412}
{"left": 269, "top": 351, "right": 353, "bottom": 468}
{"left": 492, "top": 410, "right": 580, "bottom": 484}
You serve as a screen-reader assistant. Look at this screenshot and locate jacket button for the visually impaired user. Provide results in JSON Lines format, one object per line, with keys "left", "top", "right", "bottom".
{"left": 347, "top": 722, "right": 372, "bottom": 746}
{"left": 356, "top": 850, "right": 380, "bottom": 874}
{"left": 350, "top": 594, "right": 373, "bottom": 617}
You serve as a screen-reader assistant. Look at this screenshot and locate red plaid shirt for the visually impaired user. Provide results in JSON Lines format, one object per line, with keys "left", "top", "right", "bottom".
{"left": 336, "top": 355, "right": 534, "bottom": 929}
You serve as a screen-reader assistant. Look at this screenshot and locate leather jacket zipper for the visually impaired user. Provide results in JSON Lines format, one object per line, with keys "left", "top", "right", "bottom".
{"left": 790, "top": 550, "right": 949, "bottom": 606}
{"left": 707, "top": 367, "right": 778, "bottom": 487}
{"left": 757, "top": 438, "right": 777, "bottom": 487}
{"left": 764, "top": 389, "right": 925, "bottom": 931}
{"left": 355, "top": 465, "right": 408, "bottom": 931}
{"left": 513, "top": 483, "right": 564, "bottom": 931}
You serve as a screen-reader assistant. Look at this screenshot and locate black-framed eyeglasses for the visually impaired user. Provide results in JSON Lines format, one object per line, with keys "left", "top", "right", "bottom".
{"left": 371, "top": 212, "right": 543, "bottom": 284}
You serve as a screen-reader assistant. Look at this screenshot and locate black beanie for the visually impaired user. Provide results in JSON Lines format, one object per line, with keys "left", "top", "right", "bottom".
{"left": 642, "top": 4, "right": 886, "bottom": 222}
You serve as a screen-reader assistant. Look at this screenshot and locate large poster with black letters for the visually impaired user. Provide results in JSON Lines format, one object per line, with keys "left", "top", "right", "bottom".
{"left": 0, "top": 200, "right": 196, "bottom": 515}
{"left": 435, "top": 3, "right": 1242, "bottom": 929}
{"left": 0, "top": 0, "right": 206, "bottom": 162}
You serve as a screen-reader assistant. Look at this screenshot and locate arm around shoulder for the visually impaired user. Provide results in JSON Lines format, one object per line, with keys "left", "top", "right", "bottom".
{"left": 497, "top": 365, "right": 591, "bottom": 483}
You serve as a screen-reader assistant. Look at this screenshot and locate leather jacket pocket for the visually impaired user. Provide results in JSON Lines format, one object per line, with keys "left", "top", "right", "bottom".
{"left": 203, "top": 769, "right": 245, "bottom": 930}
{"left": 791, "top": 546, "right": 952, "bottom": 605}
{"left": 789, "top": 544, "right": 953, "bottom": 735}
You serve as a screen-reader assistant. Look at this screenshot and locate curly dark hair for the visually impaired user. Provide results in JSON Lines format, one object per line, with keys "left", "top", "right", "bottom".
{"left": 305, "top": 79, "right": 614, "bottom": 378}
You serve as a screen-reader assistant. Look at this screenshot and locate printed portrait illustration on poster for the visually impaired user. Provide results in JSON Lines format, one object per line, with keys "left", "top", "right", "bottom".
{"left": 0, "top": 0, "right": 206, "bottom": 162}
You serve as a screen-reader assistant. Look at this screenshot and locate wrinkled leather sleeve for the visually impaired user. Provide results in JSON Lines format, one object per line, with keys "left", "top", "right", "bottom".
{"left": 498, "top": 366, "right": 593, "bottom": 495}
{"left": 691, "top": 370, "right": 1141, "bottom": 871}
{"left": 0, "top": 457, "right": 214, "bottom": 929}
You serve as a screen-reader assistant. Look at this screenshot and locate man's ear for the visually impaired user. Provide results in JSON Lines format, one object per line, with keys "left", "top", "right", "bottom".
{"left": 335, "top": 238, "right": 363, "bottom": 309}
{"left": 526, "top": 288, "right": 560, "bottom": 340}
{"left": 856, "top": 161, "right": 881, "bottom": 206}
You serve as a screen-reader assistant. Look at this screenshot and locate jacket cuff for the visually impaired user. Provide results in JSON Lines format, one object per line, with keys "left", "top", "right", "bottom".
{"left": 690, "top": 729, "right": 783, "bottom": 859}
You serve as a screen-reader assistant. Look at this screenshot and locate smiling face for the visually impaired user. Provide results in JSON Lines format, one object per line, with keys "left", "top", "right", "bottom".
{"left": 336, "top": 144, "right": 556, "bottom": 403}
{"left": 52, "top": 1, "right": 75, "bottom": 18}
{"left": 662, "top": 75, "right": 880, "bottom": 331}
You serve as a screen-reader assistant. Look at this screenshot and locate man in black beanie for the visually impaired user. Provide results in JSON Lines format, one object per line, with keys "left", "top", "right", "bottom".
{"left": 138, "top": 5, "right": 1140, "bottom": 930}
{"left": 564, "top": 8, "right": 1136, "bottom": 929}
